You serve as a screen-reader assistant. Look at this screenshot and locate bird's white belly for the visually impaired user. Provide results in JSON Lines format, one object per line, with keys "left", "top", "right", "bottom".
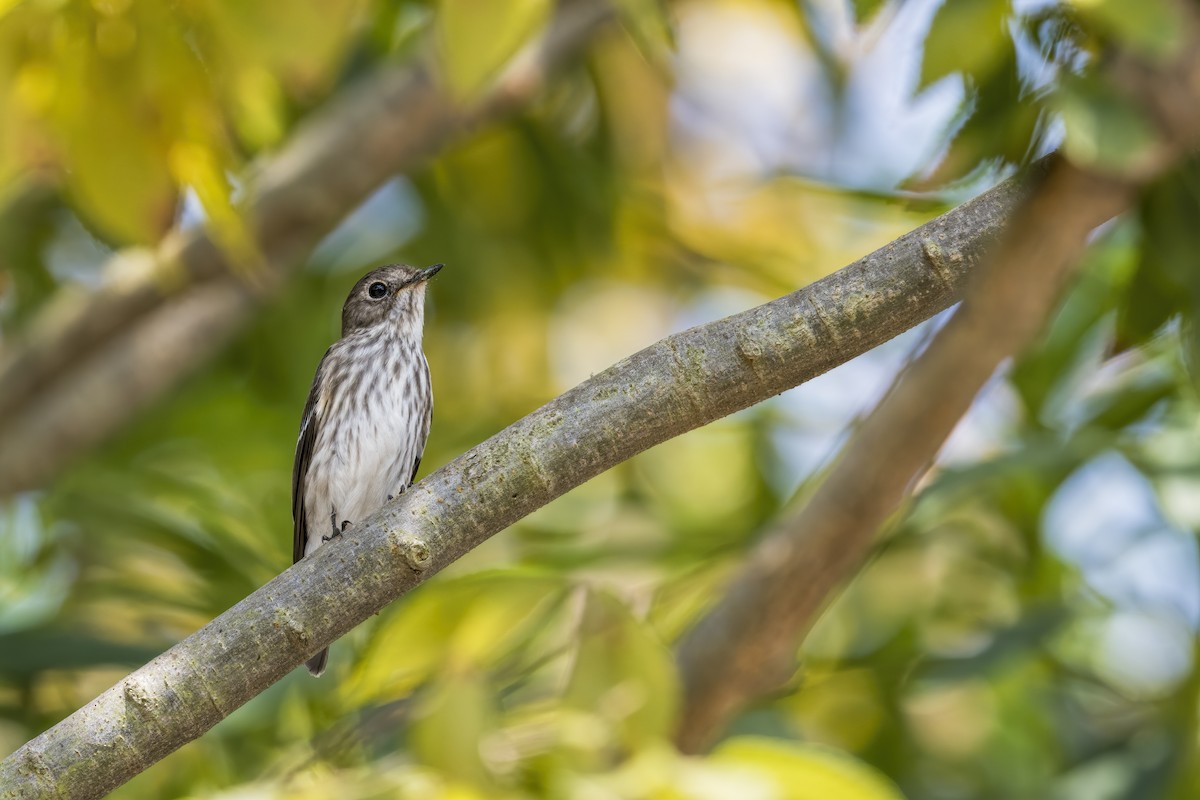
{"left": 304, "top": 370, "right": 421, "bottom": 556}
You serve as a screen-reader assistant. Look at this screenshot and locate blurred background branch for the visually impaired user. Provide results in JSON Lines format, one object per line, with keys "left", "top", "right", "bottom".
{"left": 0, "top": 0, "right": 613, "bottom": 498}
{"left": 675, "top": 4, "right": 1200, "bottom": 753}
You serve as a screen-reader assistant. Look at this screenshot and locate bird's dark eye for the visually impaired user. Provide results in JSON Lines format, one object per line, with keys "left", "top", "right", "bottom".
{"left": 368, "top": 281, "right": 388, "bottom": 299}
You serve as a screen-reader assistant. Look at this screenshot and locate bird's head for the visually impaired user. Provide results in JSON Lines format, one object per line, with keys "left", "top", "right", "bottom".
{"left": 340, "top": 263, "right": 442, "bottom": 336}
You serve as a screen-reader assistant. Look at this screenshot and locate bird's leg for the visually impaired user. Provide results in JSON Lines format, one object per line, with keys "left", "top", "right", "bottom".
{"left": 322, "top": 509, "right": 347, "bottom": 543}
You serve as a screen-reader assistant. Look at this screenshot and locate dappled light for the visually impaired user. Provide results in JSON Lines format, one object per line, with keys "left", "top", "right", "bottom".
{"left": 3, "top": 0, "right": 1200, "bottom": 798}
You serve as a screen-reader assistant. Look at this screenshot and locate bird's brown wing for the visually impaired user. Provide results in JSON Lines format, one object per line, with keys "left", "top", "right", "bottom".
{"left": 408, "top": 408, "right": 429, "bottom": 486}
{"left": 407, "top": 364, "right": 434, "bottom": 487}
{"left": 292, "top": 353, "right": 328, "bottom": 564}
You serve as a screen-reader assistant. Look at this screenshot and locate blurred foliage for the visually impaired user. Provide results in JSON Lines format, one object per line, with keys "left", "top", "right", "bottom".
{"left": 0, "top": 0, "right": 365, "bottom": 249}
{"left": 437, "top": 0, "right": 553, "bottom": 97}
{"left": 2, "top": 0, "right": 1200, "bottom": 799}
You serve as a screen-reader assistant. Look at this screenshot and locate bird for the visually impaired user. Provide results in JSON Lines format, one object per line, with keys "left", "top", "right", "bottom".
{"left": 291, "top": 263, "right": 442, "bottom": 676}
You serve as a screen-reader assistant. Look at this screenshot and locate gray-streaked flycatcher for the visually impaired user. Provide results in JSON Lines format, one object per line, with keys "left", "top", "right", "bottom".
{"left": 292, "top": 263, "right": 441, "bottom": 676}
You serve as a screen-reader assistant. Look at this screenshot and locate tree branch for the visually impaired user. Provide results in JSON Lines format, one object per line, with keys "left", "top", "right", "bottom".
{"left": 674, "top": 158, "right": 1129, "bottom": 753}
{"left": 0, "top": 157, "right": 1034, "bottom": 800}
{"left": 673, "top": 22, "right": 1200, "bottom": 753}
{"left": 0, "top": 0, "right": 614, "bottom": 498}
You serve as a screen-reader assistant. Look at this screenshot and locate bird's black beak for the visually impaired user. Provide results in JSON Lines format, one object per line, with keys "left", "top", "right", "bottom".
{"left": 417, "top": 263, "right": 444, "bottom": 282}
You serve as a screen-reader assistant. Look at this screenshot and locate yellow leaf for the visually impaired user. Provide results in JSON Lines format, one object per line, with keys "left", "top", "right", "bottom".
{"left": 197, "top": 0, "right": 365, "bottom": 92}
{"left": 231, "top": 67, "right": 285, "bottom": 149}
{"left": 612, "top": 0, "right": 675, "bottom": 69}
{"left": 711, "top": 737, "right": 906, "bottom": 800}
{"left": 448, "top": 575, "right": 562, "bottom": 668}
{"left": 64, "top": 91, "right": 177, "bottom": 245}
{"left": 342, "top": 572, "right": 562, "bottom": 707}
{"left": 437, "top": 0, "right": 553, "bottom": 98}
{"left": 167, "top": 140, "right": 259, "bottom": 269}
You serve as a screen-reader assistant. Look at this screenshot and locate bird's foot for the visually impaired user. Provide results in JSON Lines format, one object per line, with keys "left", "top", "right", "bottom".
{"left": 322, "top": 520, "right": 353, "bottom": 543}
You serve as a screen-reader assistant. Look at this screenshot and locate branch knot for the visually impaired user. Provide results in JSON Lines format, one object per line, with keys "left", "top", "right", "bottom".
{"left": 397, "top": 536, "right": 432, "bottom": 571}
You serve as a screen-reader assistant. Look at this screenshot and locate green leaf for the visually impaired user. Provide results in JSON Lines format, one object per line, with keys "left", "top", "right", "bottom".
{"left": 437, "top": 0, "right": 553, "bottom": 98}
{"left": 711, "top": 737, "right": 906, "bottom": 800}
{"left": 1055, "top": 74, "right": 1161, "bottom": 175}
{"left": 1116, "top": 159, "right": 1200, "bottom": 351}
{"left": 920, "top": 0, "right": 1012, "bottom": 90}
{"left": 0, "top": 188, "right": 59, "bottom": 332}
{"left": 1069, "top": 0, "right": 1184, "bottom": 60}
{"left": 1138, "top": 161, "right": 1200, "bottom": 299}
{"left": 1116, "top": 237, "right": 1182, "bottom": 351}
{"left": 409, "top": 672, "right": 499, "bottom": 786}
{"left": 918, "top": 608, "right": 1071, "bottom": 681}
{"left": 0, "top": 630, "right": 162, "bottom": 675}
{"left": 851, "top": 0, "right": 890, "bottom": 25}
{"left": 919, "top": 41, "right": 1046, "bottom": 184}
{"left": 1076, "top": 363, "right": 1175, "bottom": 431}
{"left": 1181, "top": 321, "right": 1200, "bottom": 394}
{"left": 1012, "top": 223, "right": 1136, "bottom": 418}
{"left": 564, "top": 589, "right": 679, "bottom": 747}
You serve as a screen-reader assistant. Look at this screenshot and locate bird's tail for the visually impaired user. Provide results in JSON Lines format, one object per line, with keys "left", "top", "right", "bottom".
{"left": 306, "top": 648, "right": 329, "bottom": 677}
